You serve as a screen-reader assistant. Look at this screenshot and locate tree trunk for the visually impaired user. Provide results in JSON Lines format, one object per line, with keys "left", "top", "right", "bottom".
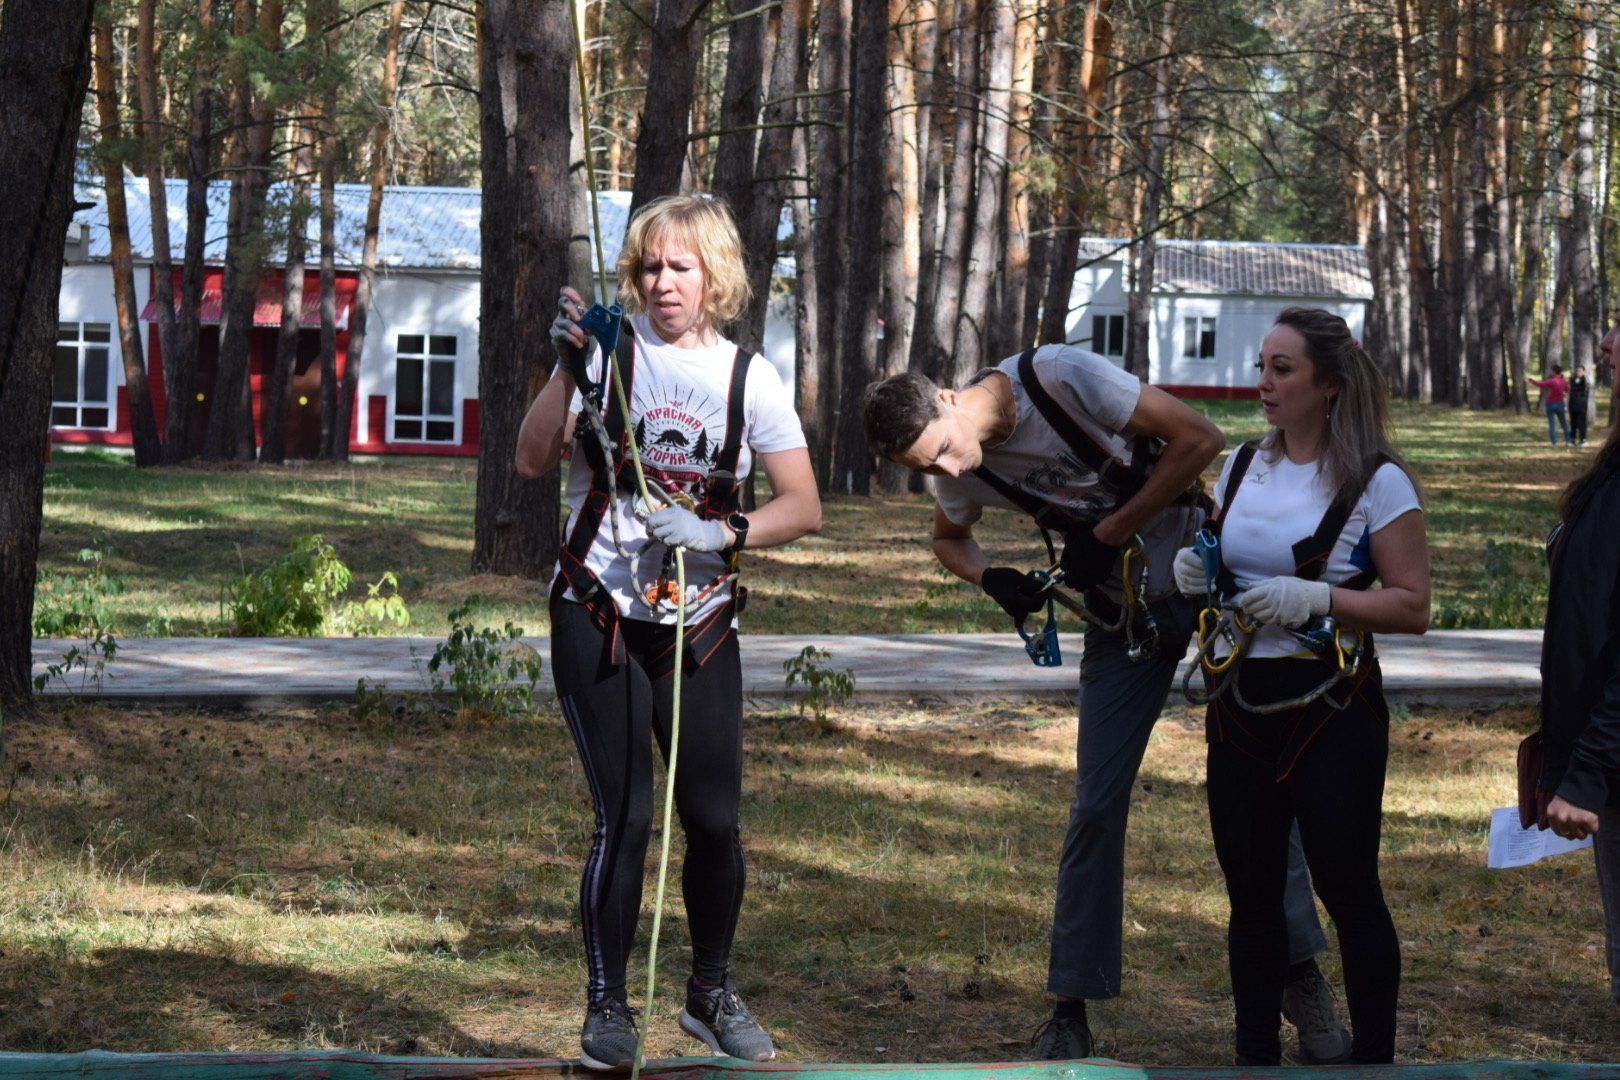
{"left": 474, "top": 0, "right": 573, "bottom": 577}
{"left": 165, "top": 0, "right": 218, "bottom": 463}
{"left": 316, "top": 0, "right": 341, "bottom": 457}
{"left": 138, "top": 0, "right": 183, "bottom": 462}
{"left": 790, "top": 125, "right": 829, "bottom": 487}
{"left": 93, "top": 18, "right": 163, "bottom": 467}
{"left": 907, "top": 0, "right": 947, "bottom": 370}
{"left": 711, "top": 0, "right": 768, "bottom": 222}
{"left": 1040, "top": 0, "right": 1111, "bottom": 346}
{"left": 203, "top": 0, "right": 281, "bottom": 462}
{"left": 834, "top": 0, "right": 889, "bottom": 497}
{"left": 918, "top": 0, "right": 980, "bottom": 382}
{"left": 812, "top": 0, "right": 851, "bottom": 480}
{"left": 627, "top": 0, "right": 713, "bottom": 215}
{"left": 1568, "top": 2, "right": 1600, "bottom": 383}
{"left": 1126, "top": 0, "right": 1176, "bottom": 383}
{"left": 993, "top": 0, "right": 1037, "bottom": 360}
{"left": 879, "top": 0, "right": 920, "bottom": 384}
{"left": 262, "top": 119, "right": 315, "bottom": 465}
{"left": 950, "top": 0, "right": 1014, "bottom": 381}
{"left": 333, "top": 0, "right": 404, "bottom": 463}
{"left": 734, "top": 0, "right": 812, "bottom": 355}
{"left": 0, "top": 0, "right": 96, "bottom": 709}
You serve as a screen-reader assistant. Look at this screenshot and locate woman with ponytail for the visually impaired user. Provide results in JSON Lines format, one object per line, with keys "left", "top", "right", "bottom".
{"left": 1172, "top": 308, "right": 1430, "bottom": 1064}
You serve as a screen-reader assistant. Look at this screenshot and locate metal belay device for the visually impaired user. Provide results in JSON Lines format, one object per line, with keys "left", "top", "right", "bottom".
{"left": 1181, "top": 526, "right": 1368, "bottom": 714}
{"left": 1014, "top": 533, "right": 1158, "bottom": 667}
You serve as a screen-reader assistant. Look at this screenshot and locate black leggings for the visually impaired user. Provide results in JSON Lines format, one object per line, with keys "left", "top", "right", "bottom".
{"left": 1207, "top": 658, "right": 1400, "bottom": 1064}
{"left": 551, "top": 597, "right": 747, "bottom": 1005}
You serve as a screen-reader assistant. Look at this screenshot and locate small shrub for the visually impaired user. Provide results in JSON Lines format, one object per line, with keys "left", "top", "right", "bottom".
{"left": 336, "top": 573, "right": 412, "bottom": 636}
{"left": 416, "top": 604, "right": 543, "bottom": 716}
{"left": 1431, "top": 538, "right": 1546, "bottom": 629}
{"left": 33, "top": 542, "right": 122, "bottom": 695}
{"left": 222, "top": 535, "right": 352, "bottom": 636}
{"left": 783, "top": 645, "right": 856, "bottom": 725}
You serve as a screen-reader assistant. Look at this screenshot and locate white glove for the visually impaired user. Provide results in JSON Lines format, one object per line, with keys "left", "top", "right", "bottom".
{"left": 1236, "top": 576, "right": 1332, "bottom": 628}
{"left": 550, "top": 312, "right": 597, "bottom": 383}
{"left": 1173, "top": 546, "right": 1207, "bottom": 597}
{"left": 645, "top": 504, "right": 729, "bottom": 552}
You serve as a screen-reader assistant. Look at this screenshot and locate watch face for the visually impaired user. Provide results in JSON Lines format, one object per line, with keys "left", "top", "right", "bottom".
{"left": 728, "top": 512, "right": 749, "bottom": 530}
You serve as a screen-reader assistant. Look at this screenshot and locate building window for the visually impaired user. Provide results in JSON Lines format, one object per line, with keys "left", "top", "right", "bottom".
{"left": 1182, "top": 315, "right": 1217, "bottom": 360}
{"left": 1091, "top": 314, "right": 1125, "bottom": 357}
{"left": 394, "top": 333, "right": 458, "bottom": 443}
{"left": 52, "top": 322, "right": 113, "bottom": 429}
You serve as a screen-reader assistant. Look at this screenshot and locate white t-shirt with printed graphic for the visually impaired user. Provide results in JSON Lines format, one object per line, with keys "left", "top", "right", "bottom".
{"left": 1213, "top": 446, "right": 1421, "bottom": 658}
{"left": 556, "top": 313, "right": 806, "bottom": 625}
{"left": 933, "top": 344, "right": 1202, "bottom": 602}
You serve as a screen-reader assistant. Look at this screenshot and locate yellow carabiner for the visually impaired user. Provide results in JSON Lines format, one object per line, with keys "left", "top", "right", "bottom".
{"left": 1199, "top": 607, "right": 1240, "bottom": 675}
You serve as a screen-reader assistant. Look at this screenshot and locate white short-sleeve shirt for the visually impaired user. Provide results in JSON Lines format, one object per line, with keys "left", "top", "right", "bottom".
{"left": 556, "top": 313, "right": 806, "bottom": 624}
{"left": 933, "top": 344, "right": 1201, "bottom": 601}
{"left": 1214, "top": 446, "right": 1422, "bottom": 658}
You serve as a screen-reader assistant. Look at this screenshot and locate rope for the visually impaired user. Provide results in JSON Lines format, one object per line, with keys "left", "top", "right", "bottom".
{"left": 565, "top": 5, "right": 687, "bottom": 1074}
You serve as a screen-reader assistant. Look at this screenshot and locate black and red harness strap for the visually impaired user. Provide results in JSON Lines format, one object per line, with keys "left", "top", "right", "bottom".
{"left": 552, "top": 327, "right": 753, "bottom": 673}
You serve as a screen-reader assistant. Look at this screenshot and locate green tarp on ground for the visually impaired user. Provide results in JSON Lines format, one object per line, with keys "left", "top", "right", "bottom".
{"left": 0, "top": 1054, "right": 1611, "bottom": 1079}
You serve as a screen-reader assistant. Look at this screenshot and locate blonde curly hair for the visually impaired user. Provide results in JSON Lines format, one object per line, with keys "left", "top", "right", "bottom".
{"left": 616, "top": 194, "right": 752, "bottom": 328}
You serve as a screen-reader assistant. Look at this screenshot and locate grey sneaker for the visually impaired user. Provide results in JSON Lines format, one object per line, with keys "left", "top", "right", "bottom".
{"left": 1032, "top": 1014, "right": 1093, "bottom": 1060}
{"left": 679, "top": 980, "right": 776, "bottom": 1061}
{"left": 1282, "top": 967, "right": 1351, "bottom": 1064}
{"left": 580, "top": 998, "right": 640, "bottom": 1072}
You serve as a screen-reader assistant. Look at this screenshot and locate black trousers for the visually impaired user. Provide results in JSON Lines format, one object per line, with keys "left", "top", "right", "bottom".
{"left": 1572, "top": 402, "right": 1590, "bottom": 444}
{"left": 1206, "top": 658, "right": 1400, "bottom": 1065}
{"left": 551, "top": 597, "right": 747, "bottom": 1005}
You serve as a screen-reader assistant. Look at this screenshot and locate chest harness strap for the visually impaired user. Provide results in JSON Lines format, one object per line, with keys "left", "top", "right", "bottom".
{"left": 552, "top": 321, "right": 753, "bottom": 675}
{"left": 1186, "top": 444, "right": 1399, "bottom": 776}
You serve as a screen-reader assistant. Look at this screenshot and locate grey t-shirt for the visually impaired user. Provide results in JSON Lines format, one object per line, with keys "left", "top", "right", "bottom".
{"left": 934, "top": 344, "right": 1200, "bottom": 601}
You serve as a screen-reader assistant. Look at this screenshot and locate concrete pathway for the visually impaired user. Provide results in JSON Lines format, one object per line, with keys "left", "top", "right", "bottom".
{"left": 31, "top": 629, "right": 1543, "bottom": 707}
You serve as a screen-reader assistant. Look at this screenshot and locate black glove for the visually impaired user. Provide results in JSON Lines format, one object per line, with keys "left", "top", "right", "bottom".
{"left": 1059, "top": 526, "right": 1124, "bottom": 590}
{"left": 980, "top": 566, "right": 1049, "bottom": 623}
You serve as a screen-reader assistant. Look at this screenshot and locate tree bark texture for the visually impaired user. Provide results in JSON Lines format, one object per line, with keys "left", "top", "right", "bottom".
{"left": 833, "top": 0, "right": 889, "bottom": 496}
{"left": 1126, "top": 0, "right": 1176, "bottom": 382}
{"left": 316, "top": 0, "right": 341, "bottom": 457}
{"left": 790, "top": 125, "right": 829, "bottom": 487}
{"left": 474, "top": 0, "right": 574, "bottom": 577}
{"left": 137, "top": 0, "right": 184, "bottom": 461}
{"left": 92, "top": 18, "right": 163, "bottom": 467}
{"left": 0, "top": 0, "right": 96, "bottom": 708}
{"left": 627, "top": 0, "right": 712, "bottom": 216}
{"left": 332, "top": 0, "right": 405, "bottom": 463}
{"left": 261, "top": 119, "right": 315, "bottom": 465}
{"left": 919, "top": 0, "right": 979, "bottom": 383}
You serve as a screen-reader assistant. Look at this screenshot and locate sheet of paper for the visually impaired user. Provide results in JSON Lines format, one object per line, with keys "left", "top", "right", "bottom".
{"left": 1487, "top": 806, "right": 1593, "bottom": 869}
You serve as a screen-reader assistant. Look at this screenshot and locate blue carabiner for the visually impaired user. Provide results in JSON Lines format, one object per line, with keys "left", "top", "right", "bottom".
{"left": 579, "top": 302, "right": 623, "bottom": 357}
{"left": 1017, "top": 569, "right": 1062, "bottom": 667}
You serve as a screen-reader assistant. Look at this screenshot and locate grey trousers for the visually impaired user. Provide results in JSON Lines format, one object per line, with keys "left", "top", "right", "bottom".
{"left": 1048, "top": 595, "right": 1329, "bottom": 999}
{"left": 1595, "top": 806, "right": 1620, "bottom": 1003}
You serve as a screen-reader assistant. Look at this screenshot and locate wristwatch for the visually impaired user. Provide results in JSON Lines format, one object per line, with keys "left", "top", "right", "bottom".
{"left": 726, "top": 511, "right": 750, "bottom": 551}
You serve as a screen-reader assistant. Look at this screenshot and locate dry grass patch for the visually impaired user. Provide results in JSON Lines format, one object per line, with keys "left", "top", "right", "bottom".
{"left": 2, "top": 697, "right": 1618, "bottom": 1063}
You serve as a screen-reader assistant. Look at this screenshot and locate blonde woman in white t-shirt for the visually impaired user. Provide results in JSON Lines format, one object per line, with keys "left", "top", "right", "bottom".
{"left": 516, "top": 195, "right": 821, "bottom": 1070}
{"left": 1172, "top": 307, "right": 1430, "bottom": 1065}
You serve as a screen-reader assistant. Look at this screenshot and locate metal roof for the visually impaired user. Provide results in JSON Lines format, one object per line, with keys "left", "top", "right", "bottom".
{"left": 70, "top": 180, "right": 788, "bottom": 276}
{"left": 1075, "top": 238, "right": 1373, "bottom": 300}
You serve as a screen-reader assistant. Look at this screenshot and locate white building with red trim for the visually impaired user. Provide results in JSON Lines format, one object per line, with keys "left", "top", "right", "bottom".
{"left": 1058, "top": 238, "right": 1373, "bottom": 397}
{"left": 54, "top": 181, "right": 1371, "bottom": 457}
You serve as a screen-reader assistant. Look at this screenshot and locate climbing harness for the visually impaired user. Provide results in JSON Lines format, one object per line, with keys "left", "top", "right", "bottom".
{"left": 1181, "top": 442, "right": 1391, "bottom": 715}
{"left": 969, "top": 346, "right": 1205, "bottom": 667}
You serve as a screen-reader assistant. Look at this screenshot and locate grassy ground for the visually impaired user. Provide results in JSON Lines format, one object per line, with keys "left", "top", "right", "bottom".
{"left": 1, "top": 697, "right": 1615, "bottom": 1063}
{"left": 38, "top": 402, "right": 1587, "bottom": 637}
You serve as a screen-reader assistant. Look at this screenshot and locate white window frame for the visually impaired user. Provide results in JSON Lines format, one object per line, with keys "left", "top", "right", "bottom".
{"left": 52, "top": 322, "right": 115, "bottom": 430}
{"left": 1182, "top": 315, "right": 1218, "bottom": 360}
{"left": 1090, "top": 313, "right": 1125, "bottom": 358}
{"left": 391, "top": 332, "right": 460, "bottom": 445}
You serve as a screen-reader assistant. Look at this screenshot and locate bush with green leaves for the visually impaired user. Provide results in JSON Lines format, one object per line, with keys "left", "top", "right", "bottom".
{"left": 222, "top": 534, "right": 353, "bottom": 636}
{"left": 1432, "top": 538, "right": 1547, "bottom": 629}
{"left": 32, "top": 541, "right": 123, "bottom": 694}
{"left": 417, "top": 604, "right": 542, "bottom": 715}
{"left": 336, "top": 572, "right": 412, "bottom": 636}
{"left": 783, "top": 645, "right": 856, "bottom": 725}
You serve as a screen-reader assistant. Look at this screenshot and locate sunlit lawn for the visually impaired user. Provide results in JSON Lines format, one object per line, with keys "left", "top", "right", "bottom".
{"left": 1, "top": 698, "right": 1615, "bottom": 1064}
{"left": 37, "top": 400, "right": 1587, "bottom": 637}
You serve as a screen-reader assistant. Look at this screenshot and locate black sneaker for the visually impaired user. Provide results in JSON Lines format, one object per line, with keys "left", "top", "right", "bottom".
{"left": 678, "top": 979, "right": 777, "bottom": 1061}
{"left": 1282, "top": 967, "right": 1351, "bottom": 1065}
{"left": 580, "top": 998, "right": 640, "bottom": 1072}
{"left": 1032, "top": 1014, "right": 1093, "bottom": 1060}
